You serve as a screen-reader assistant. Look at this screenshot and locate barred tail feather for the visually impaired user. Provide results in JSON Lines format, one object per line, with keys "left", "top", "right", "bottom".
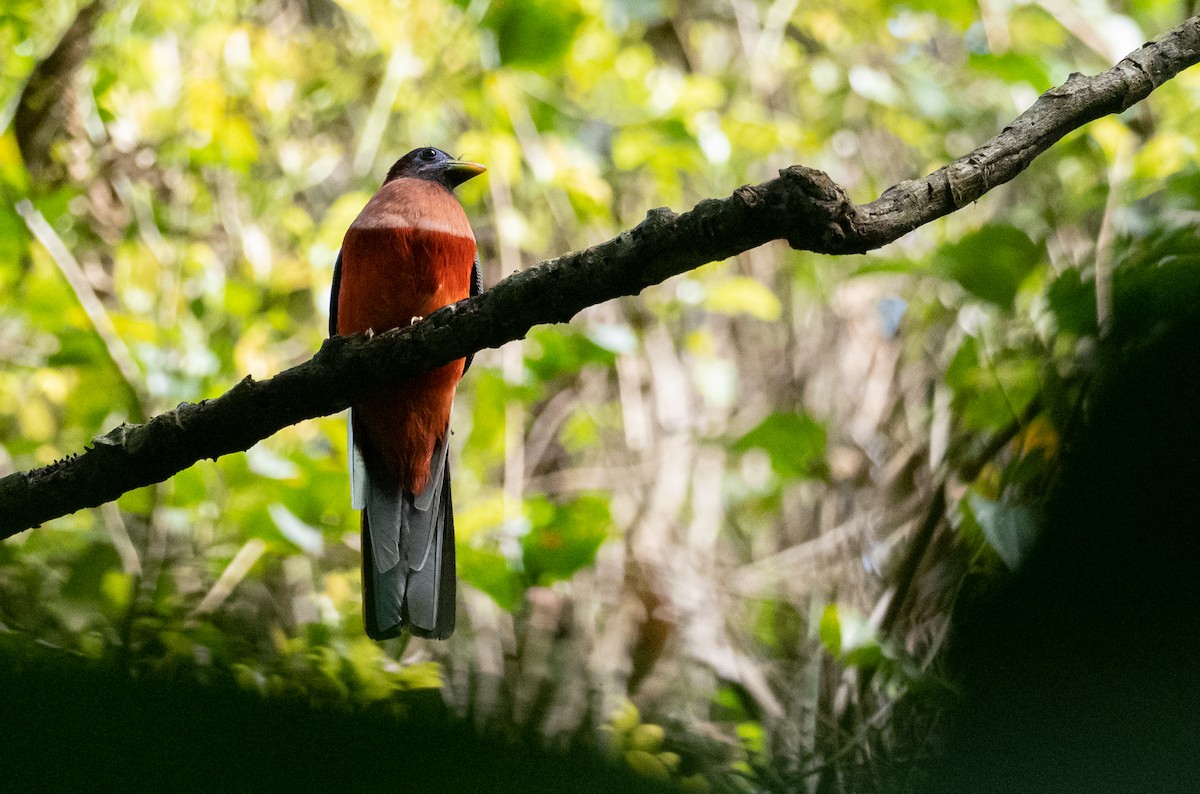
{"left": 401, "top": 448, "right": 455, "bottom": 639}
{"left": 358, "top": 426, "right": 456, "bottom": 640}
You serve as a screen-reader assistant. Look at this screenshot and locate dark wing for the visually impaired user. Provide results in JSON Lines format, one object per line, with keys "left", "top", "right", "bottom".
{"left": 462, "top": 252, "right": 482, "bottom": 375}
{"left": 471, "top": 251, "right": 483, "bottom": 299}
{"left": 329, "top": 249, "right": 343, "bottom": 337}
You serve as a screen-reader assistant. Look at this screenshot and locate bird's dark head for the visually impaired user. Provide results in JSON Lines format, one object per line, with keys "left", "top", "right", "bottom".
{"left": 385, "top": 147, "right": 486, "bottom": 190}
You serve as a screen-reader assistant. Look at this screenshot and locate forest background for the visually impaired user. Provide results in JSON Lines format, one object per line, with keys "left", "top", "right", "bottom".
{"left": 1, "top": 0, "right": 1199, "bottom": 790}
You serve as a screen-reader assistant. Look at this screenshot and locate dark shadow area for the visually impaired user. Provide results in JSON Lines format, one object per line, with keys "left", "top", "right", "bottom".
{"left": 0, "top": 637, "right": 665, "bottom": 792}
{"left": 931, "top": 284, "right": 1200, "bottom": 792}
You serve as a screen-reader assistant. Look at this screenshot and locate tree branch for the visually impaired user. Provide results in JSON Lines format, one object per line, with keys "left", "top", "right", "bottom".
{"left": 3, "top": 16, "right": 1198, "bottom": 537}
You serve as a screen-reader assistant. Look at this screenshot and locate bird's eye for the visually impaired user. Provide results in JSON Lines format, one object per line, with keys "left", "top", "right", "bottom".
{"left": 420, "top": 148, "right": 439, "bottom": 161}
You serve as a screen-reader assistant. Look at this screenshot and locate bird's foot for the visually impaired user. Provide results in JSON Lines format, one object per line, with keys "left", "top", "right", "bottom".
{"left": 410, "top": 315, "right": 424, "bottom": 326}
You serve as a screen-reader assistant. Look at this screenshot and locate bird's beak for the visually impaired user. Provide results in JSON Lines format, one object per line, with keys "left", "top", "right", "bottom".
{"left": 443, "top": 159, "right": 487, "bottom": 188}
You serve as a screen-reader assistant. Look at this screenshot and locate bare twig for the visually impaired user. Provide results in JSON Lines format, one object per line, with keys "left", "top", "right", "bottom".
{"left": 189, "top": 538, "right": 267, "bottom": 617}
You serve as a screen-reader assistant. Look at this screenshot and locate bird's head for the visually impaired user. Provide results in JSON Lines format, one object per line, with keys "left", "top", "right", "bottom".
{"left": 385, "top": 147, "right": 486, "bottom": 191}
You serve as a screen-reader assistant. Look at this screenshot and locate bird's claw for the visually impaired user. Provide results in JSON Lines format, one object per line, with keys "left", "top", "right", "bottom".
{"left": 410, "top": 315, "right": 424, "bottom": 326}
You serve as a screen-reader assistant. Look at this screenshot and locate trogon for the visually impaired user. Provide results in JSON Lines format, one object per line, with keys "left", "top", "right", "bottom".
{"left": 329, "top": 147, "right": 485, "bottom": 640}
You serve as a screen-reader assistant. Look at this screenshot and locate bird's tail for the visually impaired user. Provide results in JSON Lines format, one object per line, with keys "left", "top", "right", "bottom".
{"left": 354, "top": 416, "right": 456, "bottom": 640}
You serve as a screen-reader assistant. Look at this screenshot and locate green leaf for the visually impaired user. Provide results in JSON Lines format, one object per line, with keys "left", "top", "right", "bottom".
{"left": 735, "top": 720, "right": 765, "bottom": 755}
{"left": 392, "top": 661, "right": 444, "bottom": 691}
{"left": 624, "top": 750, "right": 670, "bottom": 781}
{"left": 524, "top": 327, "right": 616, "bottom": 381}
{"left": 945, "top": 336, "right": 1041, "bottom": 431}
{"left": 458, "top": 545, "right": 523, "bottom": 611}
{"left": 967, "top": 493, "right": 1041, "bottom": 569}
{"left": 344, "top": 639, "right": 393, "bottom": 702}
{"left": 968, "top": 52, "right": 1051, "bottom": 88}
{"left": 62, "top": 542, "right": 121, "bottom": 602}
{"left": 484, "top": 0, "right": 584, "bottom": 70}
{"left": 521, "top": 494, "right": 610, "bottom": 585}
{"left": 944, "top": 335, "right": 978, "bottom": 391}
{"left": 464, "top": 369, "right": 510, "bottom": 470}
{"left": 848, "top": 255, "right": 928, "bottom": 278}
{"left": 1047, "top": 268, "right": 1098, "bottom": 336}
{"left": 752, "top": 599, "right": 802, "bottom": 651}
{"left": 819, "top": 604, "right": 841, "bottom": 656}
{"left": 703, "top": 276, "right": 782, "bottom": 321}
{"left": 733, "top": 412, "right": 827, "bottom": 479}
{"left": 821, "top": 603, "right": 886, "bottom": 668}
{"left": 933, "top": 224, "right": 1042, "bottom": 308}
{"left": 842, "top": 641, "right": 885, "bottom": 669}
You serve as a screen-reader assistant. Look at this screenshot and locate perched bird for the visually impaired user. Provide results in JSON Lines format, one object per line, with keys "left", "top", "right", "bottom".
{"left": 330, "top": 147, "right": 485, "bottom": 640}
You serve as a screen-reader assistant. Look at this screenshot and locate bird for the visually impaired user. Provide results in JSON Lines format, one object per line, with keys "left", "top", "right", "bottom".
{"left": 329, "top": 146, "right": 485, "bottom": 640}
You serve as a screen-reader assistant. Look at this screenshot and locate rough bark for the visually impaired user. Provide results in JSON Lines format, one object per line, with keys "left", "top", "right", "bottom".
{"left": 2, "top": 16, "right": 1198, "bottom": 537}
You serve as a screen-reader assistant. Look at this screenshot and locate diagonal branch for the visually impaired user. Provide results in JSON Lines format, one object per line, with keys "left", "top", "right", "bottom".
{"left": 2, "top": 16, "right": 1198, "bottom": 537}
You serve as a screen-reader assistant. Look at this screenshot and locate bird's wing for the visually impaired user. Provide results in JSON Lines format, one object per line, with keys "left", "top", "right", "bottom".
{"left": 334, "top": 249, "right": 370, "bottom": 508}
{"left": 471, "top": 251, "right": 483, "bottom": 299}
{"left": 462, "top": 252, "right": 482, "bottom": 376}
{"left": 329, "top": 249, "right": 342, "bottom": 337}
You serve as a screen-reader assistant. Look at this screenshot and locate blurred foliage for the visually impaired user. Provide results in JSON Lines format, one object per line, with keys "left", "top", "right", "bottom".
{"left": 1, "top": 0, "right": 1199, "bottom": 790}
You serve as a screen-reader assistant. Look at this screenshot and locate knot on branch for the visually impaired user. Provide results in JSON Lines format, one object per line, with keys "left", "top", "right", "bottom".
{"left": 774, "top": 166, "right": 858, "bottom": 252}
{"left": 635, "top": 207, "right": 678, "bottom": 238}
{"left": 778, "top": 165, "right": 839, "bottom": 198}
{"left": 1045, "top": 72, "right": 1090, "bottom": 99}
